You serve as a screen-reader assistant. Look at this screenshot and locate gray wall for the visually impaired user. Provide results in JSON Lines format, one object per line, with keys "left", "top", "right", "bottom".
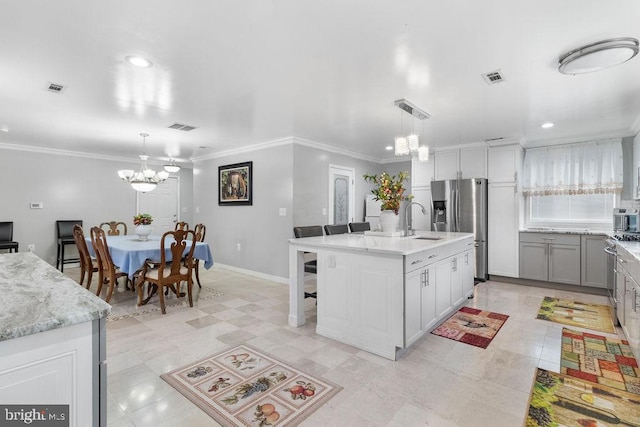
{"left": 0, "top": 148, "right": 193, "bottom": 265}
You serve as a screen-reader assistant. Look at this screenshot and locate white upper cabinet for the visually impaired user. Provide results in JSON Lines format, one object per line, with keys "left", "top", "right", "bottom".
{"left": 488, "top": 144, "right": 523, "bottom": 183}
{"left": 411, "top": 155, "right": 435, "bottom": 188}
{"left": 433, "top": 145, "right": 488, "bottom": 181}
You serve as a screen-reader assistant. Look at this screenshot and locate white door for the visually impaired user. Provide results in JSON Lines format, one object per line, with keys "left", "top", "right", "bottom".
{"left": 137, "top": 177, "right": 180, "bottom": 234}
{"left": 328, "top": 165, "right": 355, "bottom": 225}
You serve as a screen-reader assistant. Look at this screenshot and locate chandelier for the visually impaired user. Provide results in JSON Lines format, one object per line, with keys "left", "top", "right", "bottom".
{"left": 117, "top": 133, "right": 169, "bottom": 192}
{"left": 163, "top": 159, "right": 181, "bottom": 173}
{"left": 393, "top": 99, "right": 430, "bottom": 162}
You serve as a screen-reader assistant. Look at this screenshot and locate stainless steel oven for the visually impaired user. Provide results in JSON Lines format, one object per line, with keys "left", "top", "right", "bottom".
{"left": 603, "top": 237, "right": 617, "bottom": 314}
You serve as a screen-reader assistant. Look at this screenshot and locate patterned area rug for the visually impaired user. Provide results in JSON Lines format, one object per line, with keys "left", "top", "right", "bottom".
{"left": 161, "top": 345, "right": 342, "bottom": 426}
{"left": 526, "top": 368, "right": 640, "bottom": 427}
{"left": 430, "top": 306, "right": 509, "bottom": 349}
{"left": 536, "top": 296, "right": 615, "bottom": 334}
{"left": 561, "top": 328, "right": 640, "bottom": 394}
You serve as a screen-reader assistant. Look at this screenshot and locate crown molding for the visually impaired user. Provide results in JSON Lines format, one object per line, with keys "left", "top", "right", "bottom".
{"left": 292, "top": 137, "right": 381, "bottom": 163}
{"left": 522, "top": 132, "right": 629, "bottom": 148}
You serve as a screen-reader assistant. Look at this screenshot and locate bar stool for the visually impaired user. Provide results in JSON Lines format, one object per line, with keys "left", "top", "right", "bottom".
{"left": 0, "top": 222, "right": 19, "bottom": 253}
{"left": 56, "top": 220, "right": 83, "bottom": 271}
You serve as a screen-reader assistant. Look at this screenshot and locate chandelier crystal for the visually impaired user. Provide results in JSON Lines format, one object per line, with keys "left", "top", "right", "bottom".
{"left": 118, "top": 133, "right": 169, "bottom": 192}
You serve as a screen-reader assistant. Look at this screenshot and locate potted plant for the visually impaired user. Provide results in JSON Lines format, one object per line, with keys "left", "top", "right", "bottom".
{"left": 133, "top": 213, "right": 153, "bottom": 241}
{"left": 363, "top": 171, "right": 412, "bottom": 232}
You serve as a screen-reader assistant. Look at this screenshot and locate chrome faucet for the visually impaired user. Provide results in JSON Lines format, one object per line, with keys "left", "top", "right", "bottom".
{"left": 404, "top": 201, "right": 427, "bottom": 236}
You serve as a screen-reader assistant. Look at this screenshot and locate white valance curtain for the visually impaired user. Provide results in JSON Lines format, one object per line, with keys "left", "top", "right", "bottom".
{"left": 522, "top": 138, "right": 623, "bottom": 196}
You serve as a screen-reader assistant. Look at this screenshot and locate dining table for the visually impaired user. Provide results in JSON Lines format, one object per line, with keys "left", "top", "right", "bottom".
{"left": 86, "top": 234, "right": 214, "bottom": 278}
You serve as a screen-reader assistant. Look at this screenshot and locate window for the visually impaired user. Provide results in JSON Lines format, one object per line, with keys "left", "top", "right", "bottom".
{"left": 522, "top": 138, "right": 623, "bottom": 229}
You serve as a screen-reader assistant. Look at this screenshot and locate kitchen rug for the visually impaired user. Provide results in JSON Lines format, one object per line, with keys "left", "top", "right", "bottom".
{"left": 430, "top": 306, "right": 508, "bottom": 349}
{"left": 161, "top": 344, "right": 342, "bottom": 426}
{"left": 525, "top": 368, "right": 640, "bottom": 427}
{"left": 561, "top": 328, "right": 640, "bottom": 394}
{"left": 536, "top": 296, "right": 615, "bottom": 334}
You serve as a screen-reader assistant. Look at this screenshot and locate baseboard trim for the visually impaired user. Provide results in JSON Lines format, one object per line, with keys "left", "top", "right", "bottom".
{"left": 489, "top": 275, "right": 608, "bottom": 296}
{"left": 214, "top": 263, "right": 289, "bottom": 285}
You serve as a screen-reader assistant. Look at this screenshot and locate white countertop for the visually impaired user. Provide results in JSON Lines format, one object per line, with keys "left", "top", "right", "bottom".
{"left": 289, "top": 230, "right": 474, "bottom": 256}
{"left": 0, "top": 252, "right": 111, "bottom": 342}
{"left": 520, "top": 228, "right": 610, "bottom": 236}
{"left": 617, "top": 241, "right": 640, "bottom": 262}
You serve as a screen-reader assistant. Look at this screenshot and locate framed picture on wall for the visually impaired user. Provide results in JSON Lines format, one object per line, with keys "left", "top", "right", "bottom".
{"left": 218, "top": 161, "right": 252, "bottom": 205}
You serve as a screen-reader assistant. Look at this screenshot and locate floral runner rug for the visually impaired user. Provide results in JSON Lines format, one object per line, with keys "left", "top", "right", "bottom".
{"left": 161, "top": 344, "right": 342, "bottom": 426}
{"left": 525, "top": 368, "right": 640, "bottom": 427}
{"left": 536, "top": 296, "right": 615, "bottom": 334}
{"left": 561, "top": 328, "right": 640, "bottom": 394}
{"left": 430, "top": 306, "right": 509, "bottom": 349}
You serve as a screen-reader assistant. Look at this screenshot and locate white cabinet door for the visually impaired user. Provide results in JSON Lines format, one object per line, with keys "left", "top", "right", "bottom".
{"left": 617, "top": 263, "right": 627, "bottom": 327}
{"left": 434, "top": 150, "right": 459, "bottom": 181}
{"left": 488, "top": 183, "right": 519, "bottom": 277}
{"left": 460, "top": 146, "right": 487, "bottom": 179}
{"left": 422, "top": 265, "right": 437, "bottom": 330}
{"left": 519, "top": 242, "right": 548, "bottom": 281}
{"left": 408, "top": 186, "right": 432, "bottom": 231}
{"left": 435, "top": 258, "right": 452, "bottom": 317}
{"left": 623, "top": 279, "right": 640, "bottom": 360}
{"left": 404, "top": 268, "right": 423, "bottom": 347}
{"left": 463, "top": 249, "right": 474, "bottom": 297}
{"left": 581, "top": 235, "right": 607, "bottom": 288}
{"left": 549, "top": 244, "right": 581, "bottom": 285}
{"left": 450, "top": 255, "right": 464, "bottom": 307}
{"left": 411, "top": 156, "right": 435, "bottom": 187}
{"left": 488, "top": 145, "right": 522, "bottom": 183}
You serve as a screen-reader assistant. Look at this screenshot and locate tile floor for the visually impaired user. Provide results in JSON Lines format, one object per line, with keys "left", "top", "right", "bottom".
{"left": 65, "top": 266, "right": 625, "bottom": 426}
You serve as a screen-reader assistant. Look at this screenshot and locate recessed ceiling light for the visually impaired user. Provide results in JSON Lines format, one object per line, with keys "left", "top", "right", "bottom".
{"left": 385, "top": 146, "right": 393, "bottom": 151}
{"left": 541, "top": 122, "right": 554, "bottom": 129}
{"left": 125, "top": 55, "right": 153, "bottom": 68}
{"left": 0, "top": 125, "right": 8, "bottom": 133}
{"left": 558, "top": 38, "right": 639, "bottom": 75}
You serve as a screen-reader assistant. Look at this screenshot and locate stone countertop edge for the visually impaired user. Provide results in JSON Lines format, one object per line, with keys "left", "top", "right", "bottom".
{"left": 289, "top": 231, "right": 474, "bottom": 256}
{"left": 520, "top": 229, "right": 610, "bottom": 236}
{"left": 616, "top": 241, "right": 640, "bottom": 263}
{"left": 0, "top": 252, "right": 111, "bottom": 342}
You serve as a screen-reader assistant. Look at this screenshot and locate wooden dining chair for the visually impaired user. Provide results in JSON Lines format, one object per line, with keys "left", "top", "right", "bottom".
{"left": 100, "top": 221, "right": 127, "bottom": 236}
{"left": 193, "top": 223, "right": 206, "bottom": 288}
{"left": 174, "top": 221, "right": 189, "bottom": 231}
{"left": 72, "top": 225, "right": 98, "bottom": 289}
{"left": 90, "top": 226, "right": 128, "bottom": 303}
{"left": 137, "top": 229, "right": 197, "bottom": 314}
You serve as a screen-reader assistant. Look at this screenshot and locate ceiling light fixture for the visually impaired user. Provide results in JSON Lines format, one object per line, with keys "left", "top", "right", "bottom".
{"left": 393, "top": 99, "right": 430, "bottom": 162}
{"left": 125, "top": 55, "right": 153, "bottom": 68}
{"left": 163, "top": 159, "right": 181, "bottom": 173}
{"left": 117, "top": 133, "right": 169, "bottom": 192}
{"left": 541, "top": 122, "right": 554, "bottom": 129}
{"left": 558, "top": 38, "right": 639, "bottom": 75}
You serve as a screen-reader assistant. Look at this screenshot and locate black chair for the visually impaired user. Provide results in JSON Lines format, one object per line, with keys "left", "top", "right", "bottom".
{"left": 0, "top": 222, "right": 19, "bottom": 253}
{"left": 293, "top": 226, "right": 324, "bottom": 300}
{"left": 349, "top": 222, "right": 370, "bottom": 233}
{"left": 56, "top": 220, "right": 83, "bottom": 271}
{"left": 324, "top": 224, "right": 349, "bottom": 235}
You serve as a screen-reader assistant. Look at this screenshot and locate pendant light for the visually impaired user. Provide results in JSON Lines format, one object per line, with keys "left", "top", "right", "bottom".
{"left": 393, "top": 99, "right": 430, "bottom": 162}
{"left": 163, "top": 159, "right": 181, "bottom": 173}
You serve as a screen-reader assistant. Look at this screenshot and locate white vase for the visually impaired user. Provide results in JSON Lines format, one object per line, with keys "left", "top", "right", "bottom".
{"left": 135, "top": 224, "right": 152, "bottom": 241}
{"left": 379, "top": 210, "right": 400, "bottom": 233}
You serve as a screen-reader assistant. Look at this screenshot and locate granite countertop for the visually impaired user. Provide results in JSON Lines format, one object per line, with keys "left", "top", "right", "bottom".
{"left": 616, "top": 241, "right": 640, "bottom": 262}
{"left": 0, "top": 252, "right": 111, "bottom": 342}
{"left": 289, "top": 230, "right": 474, "bottom": 256}
{"left": 520, "top": 227, "right": 610, "bottom": 236}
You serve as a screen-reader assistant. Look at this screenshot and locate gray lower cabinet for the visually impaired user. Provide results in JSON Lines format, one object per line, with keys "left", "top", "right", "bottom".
{"left": 519, "top": 232, "right": 581, "bottom": 285}
{"left": 580, "top": 235, "right": 607, "bottom": 288}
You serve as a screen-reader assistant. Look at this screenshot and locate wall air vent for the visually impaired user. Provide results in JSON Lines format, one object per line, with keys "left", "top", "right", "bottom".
{"left": 482, "top": 70, "right": 507, "bottom": 85}
{"left": 168, "top": 123, "right": 197, "bottom": 131}
{"left": 47, "top": 82, "right": 65, "bottom": 93}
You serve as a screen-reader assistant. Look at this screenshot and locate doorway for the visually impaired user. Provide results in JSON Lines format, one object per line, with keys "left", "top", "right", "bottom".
{"left": 328, "top": 165, "right": 355, "bottom": 225}
{"left": 137, "top": 177, "right": 180, "bottom": 234}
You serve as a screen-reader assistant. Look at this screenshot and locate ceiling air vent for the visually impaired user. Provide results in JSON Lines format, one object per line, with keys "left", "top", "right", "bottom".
{"left": 482, "top": 70, "right": 507, "bottom": 85}
{"left": 168, "top": 123, "right": 197, "bottom": 131}
{"left": 47, "top": 82, "right": 65, "bottom": 93}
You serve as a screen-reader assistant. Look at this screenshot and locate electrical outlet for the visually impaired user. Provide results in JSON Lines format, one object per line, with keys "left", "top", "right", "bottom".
{"left": 236, "top": 243, "right": 241, "bottom": 251}
{"left": 28, "top": 244, "right": 35, "bottom": 252}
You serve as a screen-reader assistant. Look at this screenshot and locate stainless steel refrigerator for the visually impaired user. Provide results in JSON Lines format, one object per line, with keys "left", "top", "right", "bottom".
{"left": 431, "top": 178, "right": 488, "bottom": 280}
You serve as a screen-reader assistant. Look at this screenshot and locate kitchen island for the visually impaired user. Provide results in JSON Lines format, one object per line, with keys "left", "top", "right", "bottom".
{"left": 0, "top": 252, "right": 111, "bottom": 426}
{"left": 289, "top": 231, "right": 474, "bottom": 360}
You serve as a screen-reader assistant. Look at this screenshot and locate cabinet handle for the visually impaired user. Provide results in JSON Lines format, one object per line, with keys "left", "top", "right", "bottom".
{"left": 426, "top": 269, "right": 430, "bottom": 286}
{"left": 411, "top": 259, "right": 423, "bottom": 265}
{"left": 465, "top": 253, "right": 469, "bottom": 265}
{"left": 514, "top": 171, "right": 517, "bottom": 182}
{"left": 428, "top": 254, "right": 438, "bottom": 259}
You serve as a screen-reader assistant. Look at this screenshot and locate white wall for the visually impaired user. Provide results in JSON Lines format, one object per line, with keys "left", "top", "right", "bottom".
{"left": 0, "top": 148, "right": 192, "bottom": 265}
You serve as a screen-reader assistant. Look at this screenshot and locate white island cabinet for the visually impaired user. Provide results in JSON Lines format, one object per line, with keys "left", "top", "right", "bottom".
{"left": 0, "top": 252, "right": 110, "bottom": 427}
{"left": 289, "top": 231, "right": 474, "bottom": 360}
